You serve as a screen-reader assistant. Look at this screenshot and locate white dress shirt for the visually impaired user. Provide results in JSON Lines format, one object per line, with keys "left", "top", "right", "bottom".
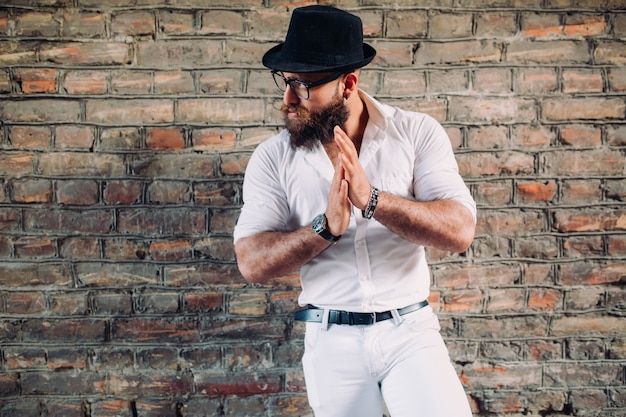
{"left": 234, "top": 91, "right": 476, "bottom": 312}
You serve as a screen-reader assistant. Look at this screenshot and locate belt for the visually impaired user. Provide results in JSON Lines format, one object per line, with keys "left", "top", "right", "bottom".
{"left": 294, "top": 300, "right": 429, "bottom": 326}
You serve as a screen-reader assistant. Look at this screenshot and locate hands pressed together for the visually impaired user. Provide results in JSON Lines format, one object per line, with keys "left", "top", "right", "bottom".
{"left": 325, "top": 125, "right": 372, "bottom": 237}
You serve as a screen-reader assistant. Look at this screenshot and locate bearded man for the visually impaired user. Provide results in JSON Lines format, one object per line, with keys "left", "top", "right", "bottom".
{"left": 234, "top": 5, "right": 476, "bottom": 417}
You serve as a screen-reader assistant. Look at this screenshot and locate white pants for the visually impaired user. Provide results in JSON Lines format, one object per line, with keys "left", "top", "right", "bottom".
{"left": 301, "top": 305, "right": 472, "bottom": 417}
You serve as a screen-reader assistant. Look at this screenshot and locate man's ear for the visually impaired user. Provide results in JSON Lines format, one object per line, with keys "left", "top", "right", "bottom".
{"left": 343, "top": 72, "right": 359, "bottom": 99}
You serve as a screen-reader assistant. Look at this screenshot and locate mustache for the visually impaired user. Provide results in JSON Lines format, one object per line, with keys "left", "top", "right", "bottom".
{"left": 280, "top": 104, "right": 309, "bottom": 119}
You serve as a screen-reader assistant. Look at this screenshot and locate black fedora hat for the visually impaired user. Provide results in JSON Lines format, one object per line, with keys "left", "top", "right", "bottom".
{"left": 262, "top": 5, "right": 376, "bottom": 73}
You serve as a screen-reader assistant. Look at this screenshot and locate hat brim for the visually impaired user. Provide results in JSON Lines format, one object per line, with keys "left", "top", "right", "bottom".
{"left": 262, "top": 43, "right": 376, "bottom": 73}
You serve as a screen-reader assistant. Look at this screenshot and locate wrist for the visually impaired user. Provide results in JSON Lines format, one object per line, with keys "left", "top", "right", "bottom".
{"left": 312, "top": 213, "right": 342, "bottom": 243}
{"left": 362, "top": 186, "right": 379, "bottom": 219}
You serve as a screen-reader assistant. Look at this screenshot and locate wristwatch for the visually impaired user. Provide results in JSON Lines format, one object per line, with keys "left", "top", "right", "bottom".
{"left": 312, "top": 213, "right": 341, "bottom": 243}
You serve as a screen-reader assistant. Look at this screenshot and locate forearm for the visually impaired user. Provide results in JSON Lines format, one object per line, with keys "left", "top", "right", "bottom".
{"left": 373, "top": 192, "right": 475, "bottom": 253}
{"left": 234, "top": 227, "right": 331, "bottom": 284}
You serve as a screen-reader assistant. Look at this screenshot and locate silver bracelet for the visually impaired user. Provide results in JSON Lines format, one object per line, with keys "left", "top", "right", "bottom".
{"left": 362, "top": 186, "right": 379, "bottom": 219}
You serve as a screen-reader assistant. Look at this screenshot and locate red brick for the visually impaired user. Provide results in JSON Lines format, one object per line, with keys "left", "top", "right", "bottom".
{"left": 477, "top": 210, "right": 546, "bottom": 236}
{"left": 527, "top": 340, "right": 563, "bottom": 361}
{"left": 563, "top": 235, "right": 604, "bottom": 257}
{"left": 560, "top": 124, "right": 602, "bottom": 146}
{"left": 220, "top": 153, "right": 249, "bottom": 176}
{"left": 457, "top": 151, "right": 535, "bottom": 177}
{"left": 165, "top": 264, "right": 244, "bottom": 288}
{"left": 0, "top": 69, "right": 11, "bottom": 93}
{"left": 542, "top": 149, "right": 624, "bottom": 176}
{"left": 111, "top": 70, "right": 151, "bottom": 94}
{"left": 24, "top": 208, "right": 113, "bottom": 234}
{"left": 91, "top": 400, "right": 134, "bottom": 417}
{"left": 475, "top": 12, "right": 517, "bottom": 37}
{"left": 15, "top": 11, "right": 59, "bottom": 37}
{"left": 10, "top": 126, "right": 51, "bottom": 148}
{"left": 6, "top": 291, "right": 47, "bottom": 314}
{"left": 516, "top": 236, "right": 559, "bottom": 258}
{"left": 149, "top": 239, "right": 192, "bottom": 261}
{"left": 15, "top": 68, "right": 58, "bottom": 93}
{"left": 383, "top": 70, "right": 426, "bottom": 95}
{"left": 595, "top": 40, "right": 626, "bottom": 65}
{"left": 430, "top": 11, "right": 473, "bottom": 38}
{"left": 385, "top": 10, "right": 428, "bottom": 38}
{"left": 14, "top": 238, "right": 56, "bottom": 258}
{"left": 137, "top": 39, "right": 222, "bottom": 68}
{"left": 55, "top": 125, "right": 95, "bottom": 149}
{"left": 39, "top": 152, "right": 125, "bottom": 177}
{"left": 111, "top": 11, "right": 155, "bottom": 36}
{"left": 10, "top": 178, "right": 52, "bottom": 203}
{"left": 62, "top": 10, "right": 106, "bottom": 38}
{"left": 184, "top": 291, "right": 223, "bottom": 313}
{"left": 192, "top": 128, "right": 236, "bottom": 151}
{"left": 112, "top": 318, "right": 199, "bottom": 343}
{"left": 561, "top": 179, "right": 603, "bottom": 204}
{"left": 508, "top": 40, "right": 589, "bottom": 63}
{"left": 103, "top": 180, "right": 142, "bottom": 204}
{"left": 0, "top": 263, "right": 72, "bottom": 287}
{"left": 159, "top": 11, "right": 195, "bottom": 35}
{"left": 473, "top": 181, "right": 512, "bottom": 206}
{"left": 146, "top": 127, "right": 185, "bottom": 150}
{"left": 559, "top": 262, "right": 626, "bottom": 286}
{"left": 177, "top": 98, "right": 264, "bottom": 124}
{"left": 517, "top": 181, "right": 557, "bottom": 203}
{"left": 118, "top": 207, "right": 205, "bottom": 235}
{"left": 22, "top": 319, "right": 106, "bottom": 343}
{"left": 428, "top": 69, "right": 469, "bottom": 93}
{"left": 516, "top": 68, "right": 558, "bottom": 94}
{"left": 554, "top": 208, "right": 626, "bottom": 233}
{"left": 522, "top": 12, "right": 562, "bottom": 37}
{"left": 75, "top": 262, "right": 160, "bottom": 287}
{"left": 562, "top": 69, "right": 604, "bottom": 93}
{"left": 93, "top": 293, "right": 133, "bottom": 315}
{"left": 200, "top": 10, "right": 245, "bottom": 35}
{"left": 415, "top": 40, "right": 501, "bottom": 65}
{"left": 193, "top": 236, "right": 235, "bottom": 262}
{"left": 433, "top": 263, "right": 520, "bottom": 288}
{"left": 48, "top": 292, "right": 89, "bottom": 315}
{"left": 21, "top": 371, "right": 105, "bottom": 395}
{"left": 87, "top": 99, "right": 174, "bottom": 124}
{"left": 0, "top": 99, "right": 81, "bottom": 123}
{"left": 511, "top": 124, "right": 554, "bottom": 148}
{"left": 564, "top": 14, "right": 606, "bottom": 36}
{"left": 459, "top": 362, "right": 542, "bottom": 389}
{"left": 608, "top": 67, "right": 626, "bottom": 91}
{"left": 64, "top": 70, "right": 108, "bottom": 94}
{"left": 608, "top": 235, "right": 626, "bottom": 256}
{"left": 449, "top": 97, "right": 536, "bottom": 123}
{"left": 4, "top": 347, "right": 47, "bottom": 369}
{"left": 195, "top": 373, "right": 282, "bottom": 397}
{"left": 528, "top": 289, "right": 562, "bottom": 311}
{"left": 56, "top": 180, "right": 99, "bottom": 205}
{"left": 99, "top": 127, "right": 141, "bottom": 150}
{"left": 47, "top": 347, "right": 88, "bottom": 370}
{"left": 40, "top": 42, "right": 131, "bottom": 65}
{"left": 466, "top": 125, "right": 508, "bottom": 149}
{"left": 473, "top": 68, "right": 512, "bottom": 94}
{"left": 442, "top": 289, "right": 483, "bottom": 313}
{"left": 154, "top": 70, "right": 194, "bottom": 94}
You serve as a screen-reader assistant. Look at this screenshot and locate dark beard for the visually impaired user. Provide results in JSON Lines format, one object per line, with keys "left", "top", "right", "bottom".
{"left": 281, "top": 94, "right": 349, "bottom": 151}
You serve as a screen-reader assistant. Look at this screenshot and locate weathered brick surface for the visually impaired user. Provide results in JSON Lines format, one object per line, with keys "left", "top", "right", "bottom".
{"left": 0, "top": 2, "right": 624, "bottom": 417}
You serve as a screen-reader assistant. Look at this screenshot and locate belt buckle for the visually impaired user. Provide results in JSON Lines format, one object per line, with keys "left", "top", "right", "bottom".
{"left": 350, "top": 312, "right": 376, "bottom": 325}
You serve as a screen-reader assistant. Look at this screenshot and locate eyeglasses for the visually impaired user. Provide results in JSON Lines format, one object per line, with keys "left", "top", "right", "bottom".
{"left": 271, "top": 71, "right": 345, "bottom": 100}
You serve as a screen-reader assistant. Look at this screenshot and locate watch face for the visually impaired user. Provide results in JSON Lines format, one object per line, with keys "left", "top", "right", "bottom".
{"left": 312, "top": 213, "right": 326, "bottom": 234}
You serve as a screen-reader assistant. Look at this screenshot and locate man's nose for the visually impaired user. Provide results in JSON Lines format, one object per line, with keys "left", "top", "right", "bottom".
{"left": 283, "top": 84, "right": 300, "bottom": 105}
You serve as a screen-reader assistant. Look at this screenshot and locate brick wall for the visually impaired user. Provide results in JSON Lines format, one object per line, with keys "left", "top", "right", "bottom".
{"left": 0, "top": 1, "right": 624, "bottom": 416}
